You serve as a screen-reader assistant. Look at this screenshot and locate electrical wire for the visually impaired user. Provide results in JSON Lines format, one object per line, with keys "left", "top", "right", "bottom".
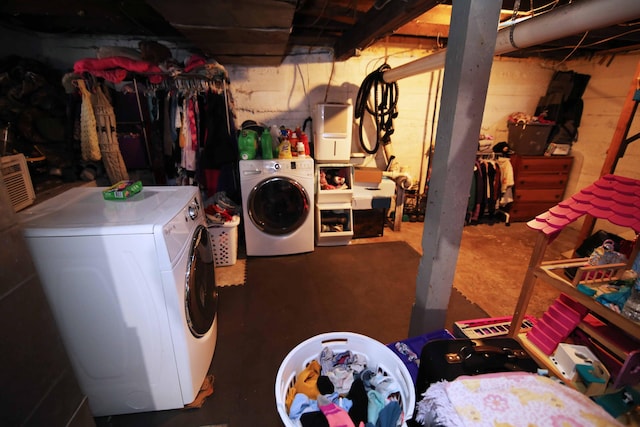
{"left": 354, "top": 63, "right": 399, "bottom": 155}
{"left": 557, "top": 31, "right": 589, "bottom": 65}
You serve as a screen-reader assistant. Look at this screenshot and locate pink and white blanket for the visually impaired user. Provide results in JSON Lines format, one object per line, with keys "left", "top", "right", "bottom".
{"left": 415, "top": 371, "right": 622, "bottom": 426}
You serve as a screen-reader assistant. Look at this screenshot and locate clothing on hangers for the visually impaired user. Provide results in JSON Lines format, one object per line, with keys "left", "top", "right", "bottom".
{"left": 467, "top": 153, "right": 514, "bottom": 225}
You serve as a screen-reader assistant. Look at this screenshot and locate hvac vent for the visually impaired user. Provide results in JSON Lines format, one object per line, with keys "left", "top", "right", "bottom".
{"left": 1, "top": 154, "right": 35, "bottom": 212}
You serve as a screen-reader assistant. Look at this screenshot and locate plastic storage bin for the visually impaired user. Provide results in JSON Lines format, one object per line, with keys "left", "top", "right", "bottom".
{"left": 507, "top": 122, "right": 553, "bottom": 155}
{"left": 275, "top": 332, "right": 415, "bottom": 426}
{"left": 207, "top": 215, "right": 240, "bottom": 266}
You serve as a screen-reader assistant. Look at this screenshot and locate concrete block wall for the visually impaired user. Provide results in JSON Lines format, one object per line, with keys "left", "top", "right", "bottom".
{"left": 1, "top": 27, "right": 639, "bottom": 231}
{"left": 225, "top": 47, "right": 640, "bottom": 207}
{"left": 0, "top": 180, "right": 95, "bottom": 426}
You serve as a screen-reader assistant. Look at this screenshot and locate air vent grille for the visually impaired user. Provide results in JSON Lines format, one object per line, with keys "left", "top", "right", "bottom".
{"left": 1, "top": 154, "right": 35, "bottom": 212}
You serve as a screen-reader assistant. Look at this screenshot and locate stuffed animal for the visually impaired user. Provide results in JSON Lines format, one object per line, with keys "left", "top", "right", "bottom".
{"left": 324, "top": 169, "right": 348, "bottom": 190}
{"left": 319, "top": 170, "right": 336, "bottom": 190}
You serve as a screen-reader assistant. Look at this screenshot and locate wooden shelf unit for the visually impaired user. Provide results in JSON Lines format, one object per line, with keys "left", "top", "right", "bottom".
{"left": 508, "top": 228, "right": 640, "bottom": 385}
{"left": 534, "top": 258, "right": 640, "bottom": 338}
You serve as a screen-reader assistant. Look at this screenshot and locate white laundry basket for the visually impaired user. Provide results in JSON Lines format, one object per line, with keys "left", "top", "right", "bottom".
{"left": 207, "top": 215, "right": 240, "bottom": 266}
{"left": 275, "top": 332, "right": 415, "bottom": 426}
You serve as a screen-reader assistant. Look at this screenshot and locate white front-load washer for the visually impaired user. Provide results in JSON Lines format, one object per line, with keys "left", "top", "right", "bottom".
{"left": 18, "top": 186, "right": 218, "bottom": 416}
{"left": 239, "top": 158, "right": 315, "bottom": 256}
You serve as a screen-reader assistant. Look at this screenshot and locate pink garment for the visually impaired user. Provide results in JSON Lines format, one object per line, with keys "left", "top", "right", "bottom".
{"left": 184, "top": 54, "right": 207, "bottom": 72}
{"left": 74, "top": 56, "right": 164, "bottom": 83}
{"left": 188, "top": 98, "right": 198, "bottom": 149}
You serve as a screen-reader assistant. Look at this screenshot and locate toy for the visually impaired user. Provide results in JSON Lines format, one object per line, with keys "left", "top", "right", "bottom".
{"left": 323, "top": 169, "right": 348, "bottom": 190}
{"left": 319, "top": 170, "right": 334, "bottom": 190}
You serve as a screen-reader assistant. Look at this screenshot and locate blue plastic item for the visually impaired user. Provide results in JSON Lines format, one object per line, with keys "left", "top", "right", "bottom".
{"left": 387, "top": 329, "right": 455, "bottom": 384}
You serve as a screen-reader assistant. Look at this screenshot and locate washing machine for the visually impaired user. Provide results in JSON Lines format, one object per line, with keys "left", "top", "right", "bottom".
{"left": 239, "top": 158, "right": 315, "bottom": 256}
{"left": 18, "top": 186, "right": 218, "bottom": 416}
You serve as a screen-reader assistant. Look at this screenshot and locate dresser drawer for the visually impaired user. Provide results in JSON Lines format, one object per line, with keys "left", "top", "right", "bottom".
{"left": 514, "top": 188, "right": 565, "bottom": 203}
{"left": 509, "top": 202, "right": 558, "bottom": 221}
{"left": 514, "top": 156, "right": 573, "bottom": 173}
{"left": 516, "top": 174, "right": 569, "bottom": 189}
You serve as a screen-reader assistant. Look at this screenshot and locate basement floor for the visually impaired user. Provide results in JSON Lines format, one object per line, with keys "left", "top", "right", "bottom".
{"left": 354, "top": 217, "right": 581, "bottom": 320}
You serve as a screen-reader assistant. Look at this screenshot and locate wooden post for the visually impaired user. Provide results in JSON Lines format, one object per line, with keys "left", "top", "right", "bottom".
{"left": 508, "top": 231, "right": 550, "bottom": 338}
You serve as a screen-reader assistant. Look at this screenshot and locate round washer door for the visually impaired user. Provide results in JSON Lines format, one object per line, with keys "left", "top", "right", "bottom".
{"left": 248, "top": 176, "right": 311, "bottom": 235}
{"left": 185, "top": 224, "right": 218, "bottom": 338}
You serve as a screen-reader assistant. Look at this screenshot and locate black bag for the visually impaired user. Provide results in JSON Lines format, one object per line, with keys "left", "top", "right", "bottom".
{"left": 415, "top": 338, "right": 540, "bottom": 397}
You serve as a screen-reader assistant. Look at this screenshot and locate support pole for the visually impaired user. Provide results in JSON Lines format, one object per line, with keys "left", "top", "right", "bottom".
{"left": 408, "top": 0, "right": 502, "bottom": 336}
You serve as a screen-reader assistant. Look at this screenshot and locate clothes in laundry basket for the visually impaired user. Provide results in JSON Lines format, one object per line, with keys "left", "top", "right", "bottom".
{"left": 285, "top": 346, "right": 404, "bottom": 426}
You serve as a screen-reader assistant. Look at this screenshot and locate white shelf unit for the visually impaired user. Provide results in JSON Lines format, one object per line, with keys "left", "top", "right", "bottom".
{"left": 316, "top": 163, "right": 353, "bottom": 204}
{"left": 315, "top": 202, "right": 353, "bottom": 246}
{"left": 315, "top": 164, "right": 354, "bottom": 246}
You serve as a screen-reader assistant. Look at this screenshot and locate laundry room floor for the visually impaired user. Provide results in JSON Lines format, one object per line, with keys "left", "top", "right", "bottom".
{"left": 222, "top": 216, "right": 578, "bottom": 321}
{"left": 92, "top": 214, "right": 583, "bottom": 427}
{"left": 352, "top": 218, "right": 579, "bottom": 319}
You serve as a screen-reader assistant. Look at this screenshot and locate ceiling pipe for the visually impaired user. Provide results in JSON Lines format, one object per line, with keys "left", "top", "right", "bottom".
{"left": 382, "top": 0, "right": 640, "bottom": 83}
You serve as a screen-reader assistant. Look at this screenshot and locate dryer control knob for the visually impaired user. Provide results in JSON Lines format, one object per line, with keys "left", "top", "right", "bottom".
{"left": 188, "top": 203, "right": 199, "bottom": 220}
{"left": 274, "top": 162, "right": 281, "bottom": 170}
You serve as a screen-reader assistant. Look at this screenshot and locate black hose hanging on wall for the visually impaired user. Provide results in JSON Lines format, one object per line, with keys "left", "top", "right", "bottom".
{"left": 354, "top": 63, "right": 399, "bottom": 155}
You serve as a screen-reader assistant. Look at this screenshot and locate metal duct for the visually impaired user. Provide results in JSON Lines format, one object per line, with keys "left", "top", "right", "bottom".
{"left": 383, "top": 0, "right": 640, "bottom": 83}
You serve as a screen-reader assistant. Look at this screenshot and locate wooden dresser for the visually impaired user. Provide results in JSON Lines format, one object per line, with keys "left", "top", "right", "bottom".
{"left": 509, "top": 155, "right": 573, "bottom": 222}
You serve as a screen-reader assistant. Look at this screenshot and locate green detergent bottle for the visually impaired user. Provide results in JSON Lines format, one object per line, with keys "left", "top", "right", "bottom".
{"left": 238, "top": 129, "right": 257, "bottom": 160}
{"left": 260, "top": 128, "right": 273, "bottom": 159}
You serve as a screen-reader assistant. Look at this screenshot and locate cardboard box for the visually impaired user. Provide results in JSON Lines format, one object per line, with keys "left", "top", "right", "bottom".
{"left": 354, "top": 167, "right": 382, "bottom": 184}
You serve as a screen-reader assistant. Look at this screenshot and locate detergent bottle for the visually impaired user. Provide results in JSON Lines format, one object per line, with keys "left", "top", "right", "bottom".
{"left": 238, "top": 129, "right": 257, "bottom": 160}
{"left": 260, "top": 128, "right": 273, "bottom": 159}
{"left": 278, "top": 136, "right": 293, "bottom": 159}
{"left": 289, "top": 132, "right": 300, "bottom": 157}
{"left": 299, "top": 131, "right": 310, "bottom": 157}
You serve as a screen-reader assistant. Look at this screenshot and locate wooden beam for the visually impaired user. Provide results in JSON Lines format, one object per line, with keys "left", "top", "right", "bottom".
{"left": 508, "top": 232, "right": 550, "bottom": 338}
{"left": 334, "top": 0, "right": 444, "bottom": 60}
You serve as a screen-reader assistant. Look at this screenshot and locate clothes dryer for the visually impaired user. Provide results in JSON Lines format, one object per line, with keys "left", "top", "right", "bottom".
{"left": 18, "top": 186, "right": 218, "bottom": 416}
{"left": 239, "top": 158, "right": 315, "bottom": 256}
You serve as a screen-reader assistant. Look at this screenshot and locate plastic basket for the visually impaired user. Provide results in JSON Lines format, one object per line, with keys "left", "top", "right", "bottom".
{"left": 207, "top": 215, "right": 240, "bottom": 267}
{"left": 275, "top": 332, "right": 416, "bottom": 426}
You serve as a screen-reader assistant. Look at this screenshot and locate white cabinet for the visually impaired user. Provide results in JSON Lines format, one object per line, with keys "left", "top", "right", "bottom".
{"left": 315, "top": 164, "right": 353, "bottom": 245}
{"left": 315, "top": 203, "right": 354, "bottom": 247}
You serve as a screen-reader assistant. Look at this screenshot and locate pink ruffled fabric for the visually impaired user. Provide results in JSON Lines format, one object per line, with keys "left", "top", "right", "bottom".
{"left": 73, "top": 56, "right": 164, "bottom": 83}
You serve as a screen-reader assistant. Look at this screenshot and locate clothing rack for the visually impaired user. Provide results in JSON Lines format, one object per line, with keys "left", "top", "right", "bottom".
{"left": 468, "top": 152, "right": 514, "bottom": 226}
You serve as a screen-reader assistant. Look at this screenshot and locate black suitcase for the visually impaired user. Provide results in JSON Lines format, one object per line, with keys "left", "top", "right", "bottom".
{"left": 415, "top": 337, "right": 540, "bottom": 397}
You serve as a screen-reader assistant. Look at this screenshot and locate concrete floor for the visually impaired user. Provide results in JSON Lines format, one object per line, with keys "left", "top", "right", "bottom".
{"left": 352, "top": 218, "right": 581, "bottom": 319}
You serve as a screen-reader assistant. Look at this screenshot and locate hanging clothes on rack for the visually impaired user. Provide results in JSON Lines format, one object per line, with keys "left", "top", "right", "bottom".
{"left": 467, "top": 153, "right": 514, "bottom": 225}
{"left": 70, "top": 54, "right": 238, "bottom": 196}
{"left": 92, "top": 83, "right": 129, "bottom": 184}
{"left": 200, "top": 85, "right": 238, "bottom": 197}
{"left": 179, "top": 95, "right": 197, "bottom": 173}
{"left": 76, "top": 79, "right": 101, "bottom": 162}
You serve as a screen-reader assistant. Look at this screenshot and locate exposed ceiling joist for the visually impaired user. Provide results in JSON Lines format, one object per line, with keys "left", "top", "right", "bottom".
{"left": 0, "top": 0, "right": 639, "bottom": 66}
{"left": 334, "top": 0, "right": 443, "bottom": 60}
